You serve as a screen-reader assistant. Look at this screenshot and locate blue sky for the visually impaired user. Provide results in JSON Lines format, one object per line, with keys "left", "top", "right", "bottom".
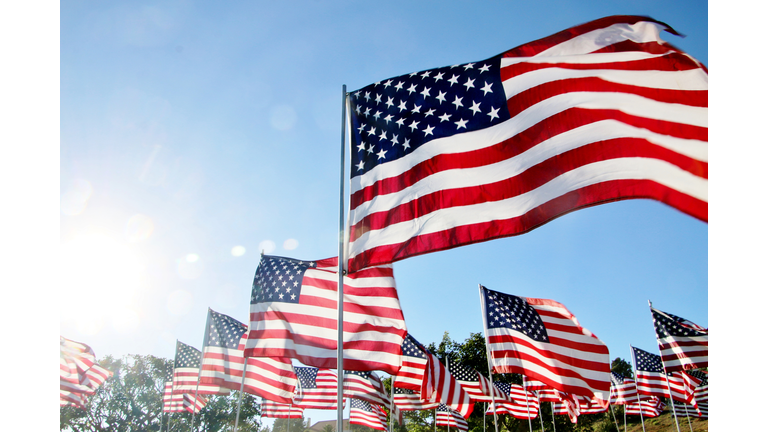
{"left": 8, "top": 0, "right": 727, "bottom": 427}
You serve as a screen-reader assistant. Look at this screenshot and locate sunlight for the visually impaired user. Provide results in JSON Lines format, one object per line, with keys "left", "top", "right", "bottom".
{"left": 60, "top": 230, "right": 147, "bottom": 335}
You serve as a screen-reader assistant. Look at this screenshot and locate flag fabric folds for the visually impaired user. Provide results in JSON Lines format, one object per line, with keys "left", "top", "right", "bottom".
{"left": 346, "top": 14, "right": 708, "bottom": 272}
{"left": 344, "top": 370, "right": 391, "bottom": 407}
{"left": 448, "top": 357, "right": 510, "bottom": 403}
{"left": 436, "top": 404, "right": 469, "bottom": 432}
{"left": 163, "top": 381, "right": 208, "bottom": 413}
{"left": 173, "top": 340, "right": 229, "bottom": 395}
{"left": 293, "top": 367, "right": 341, "bottom": 410}
{"left": 480, "top": 286, "right": 611, "bottom": 402}
{"left": 60, "top": 390, "right": 88, "bottom": 409}
{"left": 609, "top": 372, "right": 639, "bottom": 405}
{"left": 60, "top": 337, "right": 113, "bottom": 396}
{"left": 423, "top": 351, "right": 474, "bottom": 418}
{"left": 651, "top": 306, "right": 708, "bottom": 372}
{"left": 486, "top": 382, "right": 539, "bottom": 420}
{"left": 199, "top": 309, "right": 297, "bottom": 403}
{"left": 244, "top": 255, "right": 407, "bottom": 374}
{"left": 261, "top": 401, "right": 304, "bottom": 419}
{"left": 625, "top": 397, "right": 665, "bottom": 417}
{"left": 393, "top": 387, "right": 439, "bottom": 411}
{"left": 350, "top": 399, "right": 389, "bottom": 431}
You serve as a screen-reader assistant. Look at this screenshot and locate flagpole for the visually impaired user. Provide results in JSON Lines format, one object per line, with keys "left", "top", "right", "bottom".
{"left": 167, "top": 356, "right": 174, "bottom": 432}
{"left": 628, "top": 345, "right": 646, "bottom": 432}
{"left": 609, "top": 404, "right": 620, "bottom": 432}
{"left": 648, "top": 301, "right": 680, "bottom": 432}
{"left": 683, "top": 403, "right": 693, "bottom": 432}
{"left": 336, "top": 84, "right": 349, "bottom": 432}
{"left": 535, "top": 391, "right": 545, "bottom": 432}
{"left": 551, "top": 402, "right": 556, "bottom": 432}
{"left": 232, "top": 358, "right": 248, "bottom": 432}
{"left": 477, "top": 285, "right": 499, "bottom": 432}
{"left": 522, "top": 378, "right": 532, "bottom": 432}
{"left": 191, "top": 310, "right": 213, "bottom": 432}
{"left": 389, "top": 377, "right": 395, "bottom": 432}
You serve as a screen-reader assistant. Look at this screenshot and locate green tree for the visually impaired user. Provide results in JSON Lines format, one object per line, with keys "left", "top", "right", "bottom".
{"left": 60, "top": 354, "right": 261, "bottom": 432}
{"left": 610, "top": 357, "right": 633, "bottom": 379}
{"left": 271, "top": 417, "right": 307, "bottom": 432}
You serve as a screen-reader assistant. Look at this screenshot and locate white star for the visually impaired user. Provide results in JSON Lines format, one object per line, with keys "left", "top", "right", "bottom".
{"left": 383, "top": 114, "right": 394, "bottom": 123}
{"left": 407, "top": 83, "right": 418, "bottom": 94}
{"left": 398, "top": 100, "right": 408, "bottom": 112}
{"left": 481, "top": 82, "right": 493, "bottom": 95}
{"left": 377, "top": 148, "right": 387, "bottom": 159}
{"left": 402, "top": 138, "right": 411, "bottom": 150}
{"left": 452, "top": 96, "right": 464, "bottom": 109}
{"left": 436, "top": 91, "right": 447, "bottom": 104}
{"left": 463, "top": 77, "right": 475, "bottom": 90}
{"left": 411, "top": 104, "right": 422, "bottom": 114}
{"left": 420, "top": 70, "right": 431, "bottom": 79}
{"left": 368, "top": 125, "right": 376, "bottom": 135}
{"left": 424, "top": 108, "right": 435, "bottom": 117}
{"left": 383, "top": 79, "right": 393, "bottom": 88}
{"left": 454, "top": 118, "right": 468, "bottom": 129}
{"left": 420, "top": 87, "right": 431, "bottom": 98}
{"left": 423, "top": 125, "right": 435, "bottom": 136}
{"left": 357, "top": 141, "right": 366, "bottom": 152}
{"left": 363, "top": 107, "right": 371, "bottom": 117}
{"left": 487, "top": 106, "right": 500, "bottom": 121}
{"left": 390, "top": 134, "right": 399, "bottom": 145}
{"left": 394, "top": 81, "right": 404, "bottom": 91}
{"left": 439, "top": 113, "right": 451, "bottom": 122}
{"left": 373, "top": 110, "right": 382, "bottom": 120}
{"left": 448, "top": 75, "right": 460, "bottom": 86}
{"left": 408, "top": 120, "right": 420, "bottom": 131}
{"left": 367, "top": 143, "right": 375, "bottom": 154}
{"left": 469, "top": 101, "right": 482, "bottom": 115}
{"left": 396, "top": 118, "right": 406, "bottom": 127}
{"left": 364, "top": 91, "right": 371, "bottom": 101}
{"left": 463, "top": 62, "right": 475, "bottom": 70}
{"left": 385, "top": 97, "right": 394, "bottom": 108}
{"left": 433, "top": 71, "right": 445, "bottom": 81}
{"left": 478, "top": 64, "right": 491, "bottom": 73}
{"left": 379, "top": 130, "right": 388, "bottom": 140}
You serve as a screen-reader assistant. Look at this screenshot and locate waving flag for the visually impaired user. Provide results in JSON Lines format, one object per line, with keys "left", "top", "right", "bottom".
{"left": 60, "top": 337, "right": 96, "bottom": 393}
{"left": 631, "top": 346, "right": 701, "bottom": 404}
{"left": 448, "top": 357, "right": 509, "bottom": 403}
{"left": 198, "top": 309, "right": 297, "bottom": 403}
{"left": 350, "top": 399, "right": 389, "bottom": 431}
{"left": 173, "top": 340, "right": 229, "bottom": 395}
{"left": 293, "top": 367, "right": 341, "bottom": 410}
{"left": 393, "top": 387, "right": 439, "bottom": 411}
{"left": 344, "top": 370, "right": 391, "bottom": 407}
{"left": 393, "top": 334, "right": 429, "bottom": 390}
{"left": 480, "top": 286, "right": 611, "bottom": 402}
{"left": 486, "top": 382, "right": 539, "bottom": 420}
{"left": 625, "top": 397, "right": 665, "bottom": 417}
{"left": 436, "top": 404, "right": 469, "bottom": 432}
{"left": 609, "top": 372, "right": 639, "bottom": 405}
{"left": 60, "top": 390, "right": 88, "bottom": 409}
{"left": 261, "top": 401, "right": 304, "bottom": 419}
{"left": 163, "top": 381, "right": 208, "bottom": 414}
{"left": 423, "top": 351, "right": 474, "bottom": 418}
{"left": 346, "top": 15, "right": 708, "bottom": 272}
{"left": 244, "top": 255, "right": 406, "bottom": 374}
{"left": 651, "top": 306, "right": 708, "bottom": 372}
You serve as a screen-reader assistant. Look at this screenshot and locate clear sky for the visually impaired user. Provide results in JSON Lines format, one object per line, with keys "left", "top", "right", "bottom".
{"left": 45, "top": 0, "right": 718, "bottom": 426}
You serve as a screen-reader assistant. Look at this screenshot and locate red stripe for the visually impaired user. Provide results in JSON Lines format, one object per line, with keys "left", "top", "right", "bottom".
{"left": 350, "top": 106, "right": 706, "bottom": 211}
{"left": 249, "top": 312, "right": 406, "bottom": 338}
{"left": 501, "top": 16, "right": 677, "bottom": 58}
{"left": 349, "top": 180, "right": 706, "bottom": 270}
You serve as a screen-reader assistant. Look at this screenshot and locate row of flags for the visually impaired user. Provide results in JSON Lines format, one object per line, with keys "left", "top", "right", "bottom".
{"left": 61, "top": 13, "right": 708, "bottom": 429}
{"left": 59, "top": 336, "right": 113, "bottom": 410}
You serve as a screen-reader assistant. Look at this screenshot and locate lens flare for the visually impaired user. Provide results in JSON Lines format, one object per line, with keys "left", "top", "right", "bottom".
{"left": 231, "top": 245, "right": 246, "bottom": 257}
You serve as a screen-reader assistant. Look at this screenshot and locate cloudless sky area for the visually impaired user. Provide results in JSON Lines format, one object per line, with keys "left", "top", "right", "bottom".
{"left": 51, "top": 0, "right": 717, "bottom": 426}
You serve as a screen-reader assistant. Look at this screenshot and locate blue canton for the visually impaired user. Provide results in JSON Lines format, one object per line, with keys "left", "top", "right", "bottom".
{"left": 251, "top": 255, "right": 317, "bottom": 304}
{"left": 175, "top": 341, "right": 201, "bottom": 368}
{"left": 401, "top": 334, "right": 427, "bottom": 359}
{"left": 652, "top": 309, "right": 706, "bottom": 338}
{"left": 295, "top": 366, "right": 319, "bottom": 389}
{"left": 632, "top": 346, "right": 664, "bottom": 373}
{"left": 207, "top": 310, "right": 247, "bottom": 349}
{"left": 349, "top": 55, "right": 510, "bottom": 177}
{"left": 482, "top": 286, "right": 549, "bottom": 343}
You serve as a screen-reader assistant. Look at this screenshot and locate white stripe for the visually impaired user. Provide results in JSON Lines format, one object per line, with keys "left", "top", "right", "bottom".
{"left": 350, "top": 158, "right": 708, "bottom": 257}
{"left": 534, "top": 21, "right": 666, "bottom": 58}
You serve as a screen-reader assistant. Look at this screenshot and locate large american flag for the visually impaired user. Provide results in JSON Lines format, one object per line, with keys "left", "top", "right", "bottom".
{"left": 350, "top": 399, "right": 389, "bottom": 431}
{"left": 423, "top": 351, "right": 474, "bottom": 418}
{"left": 293, "top": 366, "right": 341, "bottom": 410}
{"left": 631, "top": 346, "right": 701, "bottom": 404}
{"left": 198, "top": 309, "right": 297, "bottom": 403}
{"left": 392, "top": 387, "right": 438, "bottom": 411}
{"left": 480, "top": 286, "right": 611, "bottom": 402}
{"left": 486, "top": 382, "right": 539, "bottom": 420}
{"left": 435, "top": 404, "right": 469, "bottom": 432}
{"left": 393, "top": 333, "right": 429, "bottom": 390}
{"left": 651, "top": 306, "right": 707, "bottom": 372}
{"left": 346, "top": 15, "right": 708, "bottom": 272}
{"left": 343, "top": 370, "right": 391, "bottom": 407}
{"left": 261, "top": 401, "right": 304, "bottom": 419}
{"left": 173, "top": 340, "right": 229, "bottom": 395}
{"left": 244, "top": 255, "right": 406, "bottom": 374}
{"left": 447, "top": 357, "right": 509, "bottom": 403}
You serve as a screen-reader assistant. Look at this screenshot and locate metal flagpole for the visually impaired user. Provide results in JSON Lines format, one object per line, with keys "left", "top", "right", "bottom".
{"left": 648, "top": 301, "right": 680, "bottom": 432}
{"left": 628, "top": 345, "right": 646, "bottom": 432}
{"left": 609, "top": 404, "right": 620, "bottom": 432}
{"left": 191, "top": 309, "right": 213, "bottom": 432}
{"left": 623, "top": 404, "right": 626, "bottom": 432}
{"left": 522, "top": 378, "right": 532, "bottom": 432}
{"left": 683, "top": 403, "right": 693, "bottom": 432}
{"left": 389, "top": 377, "right": 395, "bottom": 432}
{"left": 535, "top": 391, "right": 545, "bottom": 432}
{"left": 483, "top": 402, "right": 486, "bottom": 432}
{"left": 336, "top": 84, "right": 349, "bottom": 432}
{"left": 551, "top": 402, "right": 556, "bottom": 432}
{"left": 434, "top": 408, "right": 437, "bottom": 432}
{"left": 232, "top": 358, "right": 248, "bottom": 432}
{"left": 477, "top": 285, "right": 499, "bottom": 432}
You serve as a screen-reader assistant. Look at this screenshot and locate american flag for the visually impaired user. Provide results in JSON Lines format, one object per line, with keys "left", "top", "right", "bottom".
{"left": 173, "top": 340, "right": 229, "bottom": 395}
{"left": 625, "top": 397, "right": 665, "bottom": 417}
{"left": 60, "top": 336, "right": 96, "bottom": 393}
{"left": 651, "top": 306, "right": 707, "bottom": 372}
{"left": 346, "top": 15, "right": 708, "bottom": 272}
{"left": 631, "top": 346, "right": 701, "bottom": 404}
{"left": 244, "top": 255, "right": 406, "bottom": 374}
{"left": 392, "top": 387, "right": 438, "bottom": 411}
{"left": 423, "top": 351, "right": 474, "bottom": 418}
{"left": 261, "top": 400, "right": 304, "bottom": 419}
{"left": 344, "top": 370, "right": 391, "bottom": 407}
{"left": 393, "top": 333, "right": 428, "bottom": 390}
{"left": 480, "top": 286, "right": 611, "bottom": 402}
{"left": 350, "top": 399, "right": 389, "bottom": 431}
{"left": 447, "top": 357, "right": 509, "bottom": 403}
{"left": 293, "top": 366, "right": 341, "bottom": 409}
{"left": 609, "top": 372, "right": 639, "bottom": 405}
{"left": 486, "top": 382, "right": 539, "bottom": 420}
{"left": 60, "top": 390, "right": 88, "bottom": 410}
{"left": 687, "top": 369, "right": 708, "bottom": 408}
{"left": 199, "top": 309, "right": 298, "bottom": 403}
{"left": 435, "top": 404, "right": 469, "bottom": 432}
{"left": 162, "top": 381, "right": 208, "bottom": 414}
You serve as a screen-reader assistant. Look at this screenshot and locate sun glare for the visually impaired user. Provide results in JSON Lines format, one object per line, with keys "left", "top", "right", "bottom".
{"left": 60, "top": 231, "right": 147, "bottom": 335}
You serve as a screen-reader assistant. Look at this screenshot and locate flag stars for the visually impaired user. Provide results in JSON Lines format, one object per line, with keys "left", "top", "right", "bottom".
{"left": 481, "top": 82, "right": 493, "bottom": 95}
{"left": 469, "top": 101, "right": 482, "bottom": 115}
{"left": 448, "top": 75, "right": 460, "bottom": 86}
{"left": 407, "top": 83, "right": 418, "bottom": 94}
{"left": 463, "top": 77, "right": 475, "bottom": 90}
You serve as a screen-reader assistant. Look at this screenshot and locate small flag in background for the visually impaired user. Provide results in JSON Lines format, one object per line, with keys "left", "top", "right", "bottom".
{"left": 435, "top": 404, "right": 469, "bottom": 432}
{"left": 293, "top": 366, "right": 341, "bottom": 410}
{"left": 651, "top": 306, "right": 707, "bottom": 372}
{"left": 423, "top": 351, "right": 474, "bottom": 418}
{"left": 350, "top": 399, "right": 389, "bottom": 431}
{"left": 448, "top": 357, "right": 509, "bottom": 403}
{"left": 244, "top": 255, "right": 406, "bottom": 374}
{"left": 60, "top": 337, "right": 113, "bottom": 396}
{"left": 631, "top": 346, "right": 701, "bottom": 404}
{"left": 346, "top": 15, "right": 708, "bottom": 272}
{"left": 486, "top": 382, "right": 539, "bottom": 420}
{"left": 393, "top": 387, "right": 439, "bottom": 411}
{"left": 261, "top": 400, "right": 304, "bottom": 419}
{"left": 609, "top": 372, "right": 639, "bottom": 405}
{"left": 480, "top": 286, "right": 611, "bottom": 402}
{"left": 393, "top": 334, "right": 429, "bottom": 391}
{"left": 625, "top": 397, "right": 665, "bottom": 417}
{"left": 344, "top": 370, "right": 391, "bottom": 407}
{"left": 173, "top": 340, "right": 229, "bottom": 395}
{"left": 199, "top": 309, "right": 297, "bottom": 404}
